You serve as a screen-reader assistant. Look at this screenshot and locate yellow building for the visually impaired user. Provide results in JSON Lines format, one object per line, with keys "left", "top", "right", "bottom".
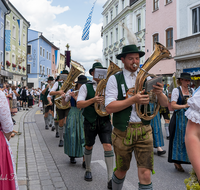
{"left": 57, "top": 53, "right": 65, "bottom": 74}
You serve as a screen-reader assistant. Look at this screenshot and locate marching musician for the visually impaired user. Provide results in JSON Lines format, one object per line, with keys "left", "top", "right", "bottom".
{"left": 105, "top": 45, "right": 168, "bottom": 190}
{"left": 41, "top": 76, "right": 54, "bottom": 130}
{"left": 49, "top": 70, "right": 71, "bottom": 147}
{"left": 77, "top": 62, "right": 114, "bottom": 189}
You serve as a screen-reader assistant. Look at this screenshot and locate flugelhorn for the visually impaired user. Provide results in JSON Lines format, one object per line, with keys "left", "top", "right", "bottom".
{"left": 94, "top": 61, "right": 122, "bottom": 117}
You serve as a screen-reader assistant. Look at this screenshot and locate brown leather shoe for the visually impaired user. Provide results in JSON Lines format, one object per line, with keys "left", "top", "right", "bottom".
{"left": 174, "top": 163, "right": 185, "bottom": 172}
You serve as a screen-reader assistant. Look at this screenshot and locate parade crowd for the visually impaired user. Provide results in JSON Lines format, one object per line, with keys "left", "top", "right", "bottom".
{"left": 0, "top": 43, "right": 200, "bottom": 190}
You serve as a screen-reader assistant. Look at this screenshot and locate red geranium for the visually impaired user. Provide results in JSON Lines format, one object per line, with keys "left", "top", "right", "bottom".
{"left": 12, "top": 63, "right": 16, "bottom": 68}
{"left": 6, "top": 61, "right": 11, "bottom": 66}
{"left": 23, "top": 66, "right": 26, "bottom": 71}
{"left": 18, "top": 65, "right": 22, "bottom": 69}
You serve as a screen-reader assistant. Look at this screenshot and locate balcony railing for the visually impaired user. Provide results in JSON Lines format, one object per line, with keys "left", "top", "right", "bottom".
{"left": 130, "top": 0, "right": 139, "bottom": 6}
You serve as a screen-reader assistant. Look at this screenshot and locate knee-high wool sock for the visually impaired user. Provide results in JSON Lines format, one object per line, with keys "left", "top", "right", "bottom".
{"left": 44, "top": 116, "right": 49, "bottom": 127}
{"left": 49, "top": 114, "right": 52, "bottom": 125}
{"left": 104, "top": 150, "right": 114, "bottom": 181}
{"left": 59, "top": 126, "right": 63, "bottom": 140}
{"left": 165, "top": 123, "right": 169, "bottom": 137}
{"left": 138, "top": 183, "right": 153, "bottom": 190}
{"left": 55, "top": 122, "right": 59, "bottom": 132}
{"left": 112, "top": 173, "right": 125, "bottom": 190}
{"left": 84, "top": 148, "right": 92, "bottom": 172}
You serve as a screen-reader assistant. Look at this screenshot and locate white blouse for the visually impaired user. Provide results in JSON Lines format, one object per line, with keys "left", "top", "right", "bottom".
{"left": 171, "top": 86, "right": 193, "bottom": 102}
{"left": 185, "top": 88, "right": 200, "bottom": 124}
{"left": 0, "top": 91, "right": 13, "bottom": 133}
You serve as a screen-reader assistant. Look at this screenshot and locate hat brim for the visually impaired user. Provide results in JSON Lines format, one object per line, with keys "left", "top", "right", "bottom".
{"left": 89, "top": 67, "right": 107, "bottom": 75}
{"left": 75, "top": 80, "right": 92, "bottom": 84}
{"left": 116, "top": 51, "right": 145, "bottom": 60}
{"left": 177, "top": 77, "right": 191, "bottom": 80}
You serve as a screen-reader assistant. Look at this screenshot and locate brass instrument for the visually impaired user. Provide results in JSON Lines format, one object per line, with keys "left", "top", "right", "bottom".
{"left": 134, "top": 42, "right": 171, "bottom": 120}
{"left": 94, "top": 61, "right": 122, "bottom": 117}
{"left": 55, "top": 63, "right": 84, "bottom": 109}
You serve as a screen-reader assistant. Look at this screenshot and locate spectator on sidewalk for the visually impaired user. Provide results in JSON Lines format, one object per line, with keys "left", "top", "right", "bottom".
{"left": 0, "top": 90, "right": 19, "bottom": 190}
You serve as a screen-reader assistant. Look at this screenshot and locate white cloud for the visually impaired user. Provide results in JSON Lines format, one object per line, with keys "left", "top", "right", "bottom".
{"left": 10, "top": 0, "right": 104, "bottom": 73}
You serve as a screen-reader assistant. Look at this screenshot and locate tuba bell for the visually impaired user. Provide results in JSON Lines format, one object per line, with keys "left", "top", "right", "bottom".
{"left": 95, "top": 61, "right": 122, "bottom": 117}
{"left": 55, "top": 63, "right": 84, "bottom": 109}
{"left": 133, "top": 42, "right": 171, "bottom": 120}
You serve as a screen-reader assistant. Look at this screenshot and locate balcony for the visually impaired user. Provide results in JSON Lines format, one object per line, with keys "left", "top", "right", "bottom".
{"left": 104, "top": 47, "right": 108, "bottom": 55}
{"left": 130, "top": 0, "right": 139, "bottom": 6}
{"left": 113, "top": 42, "right": 119, "bottom": 51}
{"left": 108, "top": 45, "right": 114, "bottom": 54}
{"left": 119, "top": 37, "right": 125, "bottom": 48}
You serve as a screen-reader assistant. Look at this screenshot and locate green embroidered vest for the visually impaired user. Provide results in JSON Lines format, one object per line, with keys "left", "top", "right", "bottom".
{"left": 82, "top": 83, "right": 109, "bottom": 124}
{"left": 113, "top": 72, "right": 150, "bottom": 132}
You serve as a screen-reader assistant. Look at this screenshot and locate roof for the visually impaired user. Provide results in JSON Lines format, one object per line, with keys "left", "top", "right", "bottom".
{"left": 39, "top": 35, "right": 59, "bottom": 50}
{"left": 1, "top": 0, "right": 10, "bottom": 12}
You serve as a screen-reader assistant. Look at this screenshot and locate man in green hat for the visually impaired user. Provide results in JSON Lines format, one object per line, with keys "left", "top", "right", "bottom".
{"left": 105, "top": 45, "right": 168, "bottom": 190}
{"left": 77, "top": 62, "right": 114, "bottom": 189}
{"left": 41, "top": 76, "right": 54, "bottom": 130}
{"left": 49, "top": 70, "right": 71, "bottom": 147}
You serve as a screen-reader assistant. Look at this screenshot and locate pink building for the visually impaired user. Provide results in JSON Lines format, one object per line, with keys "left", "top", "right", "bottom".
{"left": 145, "top": 0, "right": 176, "bottom": 79}
{"left": 51, "top": 46, "right": 59, "bottom": 78}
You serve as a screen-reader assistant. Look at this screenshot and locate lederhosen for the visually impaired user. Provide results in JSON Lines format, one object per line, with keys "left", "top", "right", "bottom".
{"left": 43, "top": 84, "right": 53, "bottom": 113}
{"left": 111, "top": 71, "right": 154, "bottom": 172}
{"left": 82, "top": 83, "right": 112, "bottom": 147}
{"left": 55, "top": 82, "right": 70, "bottom": 120}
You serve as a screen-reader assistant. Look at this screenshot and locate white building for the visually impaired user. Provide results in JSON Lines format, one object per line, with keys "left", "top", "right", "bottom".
{"left": 102, "top": 0, "right": 146, "bottom": 68}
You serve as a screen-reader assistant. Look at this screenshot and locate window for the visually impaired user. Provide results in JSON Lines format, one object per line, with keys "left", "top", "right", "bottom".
{"left": 116, "top": 5, "right": 118, "bottom": 15}
{"left": 110, "top": 56, "right": 113, "bottom": 61}
{"left": 153, "top": 33, "right": 159, "bottom": 50}
{"left": 47, "top": 51, "right": 48, "bottom": 59}
{"left": 12, "top": 54, "right": 15, "bottom": 64}
{"left": 40, "top": 47, "right": 42, "bottom": 56}
{"left": 0, "top": 52, "right": 3, "bottom": 67}
{"left": 49, "top": 53, "right": 51, "bottom": 60}
{"left": 6, "top": 21, "right": 10, "bottom": 30}
{"left": 166, "top": 0, "right": 172, "bottom": 4}
{"left": 40, "top": 65, "right": 42, "bottom": 74}
{"left": 1, "top": 23, "right": 3, "bottom": 38}
{"left": 106, "top": 35, "right": 108, "bottom": 47}
{"left": 137, "top": 15, "right": 141, "bottom": 32}
{"left": 23, "top": 33, "right": 25, "bottom": 45}
{"left": 106, "top": 15, "right": 108, "bottom": 25}
{"left": 192, "top": 6, "right": 200, "bottom": 34}
{"left": 1, "top": 10, "right": 4, "bottom": 18}
{"left": 166, "top": 28, "right": 173, "bottom": 48}
{"left": 27, "top": 64, "right": 30, "bottom": 74}
{"left": 110, "top": 10, "right": 113, "bottom": 20}
{"left": 106, "top": 58, "right": 108, "bottom": 67}
{"left": 122, "top": 0, "right": 125, "bottom": 9}
{"left": 27, "top": 45, "right": 31, "bottom": 54}
{"left": 153, "top": 0, "right": 159, "bottom": 11}
{"left": 122, "top": 23, "right": 125, "bottom": 38}
{"left": 110, "top": 32, "right": 113, "bottom": 45}
{"left": 43, "top": 66, "right": 45, "bottom": 75}
{"left": 6, "top": 52, "right": 9, "bottom": 62}
{"left": 49, "top": 69, "right": 51, "bottom": 75}
{"left": 52, "top": 55, "right": 54, "bottom": 64}
{"left": 12, "top": 25, "right": 16, "bottom": 39}
{"left": 47, "top": 68, "right": 48, "bottom": 75}
{"left": 43, "top": 49, "right": 45, "bottom": 57}
{"left": 116, "top": 27, "right": 118, "bottom": 41}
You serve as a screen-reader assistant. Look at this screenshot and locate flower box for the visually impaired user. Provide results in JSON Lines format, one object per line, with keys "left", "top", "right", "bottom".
{"left": 6, "top": 61, "right": 11, "bottom": 67}
{"left": 12, "top": 63, "right": 16, "bottom": 68}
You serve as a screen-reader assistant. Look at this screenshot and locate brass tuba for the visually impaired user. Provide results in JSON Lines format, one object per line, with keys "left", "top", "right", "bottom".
{"left": 55, "top": 63, "right": 84, "bottom": 109}
{"left": 134, "top": 42, "right": 171, "bottom": 120}
{"left": 94, "top": 61, "right": 122, "bottom": 117}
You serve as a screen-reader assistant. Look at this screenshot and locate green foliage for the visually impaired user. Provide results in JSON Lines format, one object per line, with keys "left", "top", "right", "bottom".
{"left": 184, "top": 169, "right": 200, "bottom": 190}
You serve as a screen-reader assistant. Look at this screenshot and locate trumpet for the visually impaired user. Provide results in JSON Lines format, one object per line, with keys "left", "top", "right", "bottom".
{"left": 54, "top": 90, "right": 79, "bottom": 101}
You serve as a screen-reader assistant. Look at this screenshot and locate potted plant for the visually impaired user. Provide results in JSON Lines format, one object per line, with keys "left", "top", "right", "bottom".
{"left": 12, "top": 63, "right": 16, "bottom": 68}
{"left": 18, "top": 65, "right": 22, "bottom": 70}
{"left": 22, "top": 66, "right": 26, "bottom": 72}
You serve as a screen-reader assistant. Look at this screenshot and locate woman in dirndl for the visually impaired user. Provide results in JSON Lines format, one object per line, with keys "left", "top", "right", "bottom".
{"left": 62, "top": 75, "right": 89, "bottom": 167}
{"left": 168, "top": 73, "right": 193, "bottom": 172}
{"left": 11, "top": 86, "right": 18, "bottom": 115}
{"left": 185, "top": 86, "right": 200, "bottom": 186}
{"left": 0, "top": 90, "right": 19, "bottom": 190}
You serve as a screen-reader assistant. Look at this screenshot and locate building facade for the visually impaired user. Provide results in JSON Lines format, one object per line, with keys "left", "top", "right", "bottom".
{"left": 145, "top": 0, "right": 176, "bottom": 84}
{"left": 102, "top": 0, "right": 146, "bottom": 68}
{"left": 57, "top": 53, "right": 65, "bottom": 74}
{"left": 174, "top": 0, "right": 200, "bottom": 86}
{"left": 4, "top": 1, "right": 30, "bottom": 86}
{"left": 27, "top": 29, "right": 54, "bottom": 88}
{"left": 51, "top": 46, "right": 59, "bottom": 78}
{"left": 0, "top": 0, "right": 10, "bottom": 84}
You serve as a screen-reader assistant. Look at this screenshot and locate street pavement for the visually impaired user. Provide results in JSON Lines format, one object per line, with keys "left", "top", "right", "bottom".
{"left": 10, "top": 106, "right": 191, "bottom": 190}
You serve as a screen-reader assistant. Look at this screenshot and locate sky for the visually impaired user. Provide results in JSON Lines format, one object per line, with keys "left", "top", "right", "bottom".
{"left": 10, "top": 0, "right": 108, "bottom": 75}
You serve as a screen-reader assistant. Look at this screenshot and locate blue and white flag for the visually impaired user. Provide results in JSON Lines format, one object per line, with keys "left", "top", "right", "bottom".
{"left": 82, "top": 0, "right": 97, "bottom": 41}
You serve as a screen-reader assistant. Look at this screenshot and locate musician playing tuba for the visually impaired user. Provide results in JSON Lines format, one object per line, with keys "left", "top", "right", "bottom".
{"left": 105, "top": 44, "right": 168, "bottom": 190}
{"left": 77, "top": 62, "right": 114, "bottom": 189}
{"left": 41, "top": 76, "right": 54, "bottom": 130}
{"left": 49, "top": 70, "right": 71, "bottom": 147}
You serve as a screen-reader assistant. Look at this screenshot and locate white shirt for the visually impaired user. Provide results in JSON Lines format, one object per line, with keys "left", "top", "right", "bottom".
{"left": 171, "top": 86, "right": 194, "bottom": 102}
{"left": 12, "top": 91, "right": 16, "bottom": 99}
{"left": 105, "top": 68, "right": 151, "bottom": 123}
{"left": 77, "top": 80, "right": 97, "bottom": 102}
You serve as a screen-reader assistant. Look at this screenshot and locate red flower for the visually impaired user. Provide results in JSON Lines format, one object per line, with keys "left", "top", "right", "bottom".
{"left": 12, "top": 63, "right": 16, "bottom": 68}
{"left": 18, "top": 65, "right": 22, "bottom": 69}
{"left": 6, "top": 61, "right": 11, "bottom": 66}
{"left": 23, "top": 67, "right": 26, "bottom": 71}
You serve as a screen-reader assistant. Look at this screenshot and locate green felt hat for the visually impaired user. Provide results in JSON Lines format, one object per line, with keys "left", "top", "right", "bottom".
{"left": 178, "top": 73, "right": 191, "bottom": 81}
{"left": 47, "top": 76, "right": 54, "bottom": 81}
{"left": 116, "top": 45, "right": 145, "bottom": 60}
{"left": 55, "top": 76, "right": 60, "bottom": 81}
{"left": 89, "top": 62, "right": 106, "bottom": 75}
{"left": 62, "top": 70, "right": 69, "bottom": 74}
